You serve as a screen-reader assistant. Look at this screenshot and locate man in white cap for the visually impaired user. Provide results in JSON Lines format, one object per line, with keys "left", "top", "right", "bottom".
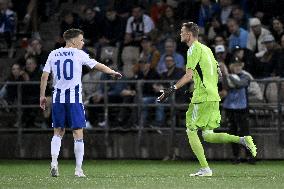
{"left": 215, "top": 44, "right": 230, "bottom": 66}
{"left": 247, "top": 17, "right": 271, "bottom": 58}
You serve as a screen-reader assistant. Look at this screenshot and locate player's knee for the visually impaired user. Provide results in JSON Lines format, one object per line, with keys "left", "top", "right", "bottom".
{"left": 202, "top": 130, "right": 214, "bottom": 142}
{"left": 54, "top": 128, "right": 65, "bottom": 137}
{"left": 186, "top": 128, "right": 197, "bottom": 136}
{"left": 73, "top": 128, "right": 84, "bottom": 140}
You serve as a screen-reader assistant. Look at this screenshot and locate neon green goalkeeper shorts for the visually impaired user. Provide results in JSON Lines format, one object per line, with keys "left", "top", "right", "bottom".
{"left": 186, "top": 101, "right": 221, "bottom": 131}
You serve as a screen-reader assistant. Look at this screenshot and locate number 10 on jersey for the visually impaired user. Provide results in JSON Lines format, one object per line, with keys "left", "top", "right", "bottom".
{"left": 55, "top": 59, "right": 74, "bottom": 80}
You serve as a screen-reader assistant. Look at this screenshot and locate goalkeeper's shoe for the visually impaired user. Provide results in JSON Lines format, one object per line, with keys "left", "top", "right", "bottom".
{"left": 75, "top": 168, "right": 86, "bottom": 177}
{"left": 244, "top": 136, "right": 257, "bottom": 157}
{"left": 190, "top": 167, "right": 212, "bottom": 177}
{"left": 50, "top": 163, "right": 59, "bottom": 177}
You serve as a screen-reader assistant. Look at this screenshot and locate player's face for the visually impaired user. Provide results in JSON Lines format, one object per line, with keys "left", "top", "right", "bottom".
{"left": 73, "top": 34, "right": 84, "bottom": 49}
{"left": 180, "top": 26, "right": 190, "bottom": 43}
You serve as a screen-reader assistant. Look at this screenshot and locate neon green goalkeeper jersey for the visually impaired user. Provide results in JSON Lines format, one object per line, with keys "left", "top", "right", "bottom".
{"left": 186, "top": 41, "right": 221, "bottom": 103}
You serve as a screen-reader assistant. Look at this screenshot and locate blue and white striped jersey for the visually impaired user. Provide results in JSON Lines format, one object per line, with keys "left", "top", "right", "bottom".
{"left": 43, "top": 47, "right": 98, "bottom": 103}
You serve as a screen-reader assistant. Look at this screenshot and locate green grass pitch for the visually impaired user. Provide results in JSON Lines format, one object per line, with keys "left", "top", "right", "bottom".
{"left": 1, "top": 160, "right": 284, "bottom": 189}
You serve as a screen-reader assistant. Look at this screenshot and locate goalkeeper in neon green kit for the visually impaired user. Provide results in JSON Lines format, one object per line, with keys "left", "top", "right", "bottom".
{"left": 157, "top": 22, "right": 257, "bottom": 177}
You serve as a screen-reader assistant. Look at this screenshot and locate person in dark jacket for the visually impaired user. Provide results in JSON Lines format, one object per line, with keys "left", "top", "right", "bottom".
{"left": 0, "top": 63, "right": 25, "bottom": 104}
{"left": 232, "top": 45, "right": 260, "bottom": 78}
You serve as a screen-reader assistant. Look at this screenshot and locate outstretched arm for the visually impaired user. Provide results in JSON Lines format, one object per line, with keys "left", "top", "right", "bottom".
{"left": 94, "top": 63, "right": 122, "bottom": 79}
{"left": 157, "top": 68, "right": 193, "bottom": 102}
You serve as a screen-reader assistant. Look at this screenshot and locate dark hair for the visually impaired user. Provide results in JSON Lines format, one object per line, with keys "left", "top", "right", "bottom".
{"left": 182, "top": 22, "right": 199, "bottom": 37}
{"left": 26, "top": 56, "right": 37, "bottom": 64}
{"left": 227, "top": 18, "right": 238, "bottom": 25}
{"left": 106, "top": 6, "right": 115, "bottom": 12}
{"left": 272, "top": 16, "right": 284, "bottom": 25}
{"left": 63, "top": 28, "right": 84, "bottom": 41}
{"left": 132, "top": 4, "right": 144, "bottom": 10}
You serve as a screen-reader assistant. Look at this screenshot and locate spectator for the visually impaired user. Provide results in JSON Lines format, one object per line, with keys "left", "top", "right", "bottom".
{"left": 266, "top": 34, "right": 284, "bottom": 78}
{"left": 219, "top": 0, "right": 233, "bottom": 25}
{"left": 116, "top": 78, "right": 137, "bottom": 128}
{"left": 230, "top": 5, "right": 249, "bottom": 30}
{"left": 22, "top": 56, "right": 41, "bottom": 127}
{"left": 113, "top": 0, "right": 133, "bottom": 19}
{"left": 18, "top": 38, "right": 49, "bottom": 69}
{"left": 247, "top": 17, "right": 271, "bottom": 58}
{"left": 82, "top": 69, "right": 103, "bottom": 104}
{"left": 22, "top": 56, "right": 41, "bottom": 103}
{"left": 227, "top": 18, "right": 248, "bottom": 52}
{"left": 197, "top": 0, "right": 220, "bottom": 33}
{"left": 136, "top": 59, "right": 164, "bottom": 127}
{"left": 80, "top": 8, "right": 103, "bottom": 47}
{"left": 271, "top": 17, "right": 284, "bottom": 45}
{"left": 207, "top": 15, "right": 227, "bottom": 42}
{"left": 150, "top": 0, "right": 168, "bottom": 25}
{"left": 232, "top": 45, "right": 260, "bottom": 78}
{"left": 222, "top": 59, "right": 253, "bottom": 164}
{"left": 156, "top": 6, "right": 179, "bottom": 44}
{"left": 161, "top": 54, "right": 187, "bottom": 103}
{"left": 0, "top": 0, "right": 16, "bottom": 48}
{"left": 87, "top": 59, "right": 125, "bottom": 127}
{"left": 11, "top": 0, "right": 41, "bottom": 38}
{"left": 0, "top": 63, "right": 26, "bottom": 104}
{"left": 121, "top": 5, "right": 155, "bottom": 78}
{"left": 157, "top": 38, "right": 184, "bottom": 74}
{"left": 124, "top": 4, "right": 155, "bottom": 46}
{"left": 215, "top": 44, "right": 231, "bottom": 66}
{"left": 139, "top": 35, "right": 160, "bottom": 71}
{"left": 81, "top": 8, "right": 104, "bottom": 46}
{"left": 258, "top": 34, "right": 281, "bottom": 78}
{"left": 82, "top": 69, "right": 103, "bottom": 127}
{"left": 55, "top": 10, "right": 81, "bottom": 48}
{"left": 100, "top": 7, "right": 125, "bottom": 47}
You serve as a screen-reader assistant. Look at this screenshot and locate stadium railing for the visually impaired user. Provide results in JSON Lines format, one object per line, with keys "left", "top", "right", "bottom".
{"left": 0, "top": 79, "right": 284, "bottom": 155}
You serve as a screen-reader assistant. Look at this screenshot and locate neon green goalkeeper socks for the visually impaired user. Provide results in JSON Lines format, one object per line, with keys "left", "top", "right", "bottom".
{"left": 203, "top": 132, "right": 240, "bottom": 144}
{"left": 186, "top": 130, "right": 209, "bottom": 168}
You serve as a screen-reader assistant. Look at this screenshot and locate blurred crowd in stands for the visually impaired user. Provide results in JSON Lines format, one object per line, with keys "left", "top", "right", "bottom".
{"left": 0, "top": 0, "right": 284, "bottom": 130}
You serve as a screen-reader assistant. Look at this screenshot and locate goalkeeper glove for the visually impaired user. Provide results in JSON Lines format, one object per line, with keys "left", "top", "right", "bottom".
{"left": 157, "top": 85, "right": 177, "bottom": 103}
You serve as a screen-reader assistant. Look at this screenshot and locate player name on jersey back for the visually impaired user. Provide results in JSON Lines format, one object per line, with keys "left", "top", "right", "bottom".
{"left": 54, "top": 51, "right": 74, "bottom": 57}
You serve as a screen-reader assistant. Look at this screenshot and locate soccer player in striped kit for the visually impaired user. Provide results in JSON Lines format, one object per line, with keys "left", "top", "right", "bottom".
{"left": 40, "top": 28, "right": 122, "bottom": 177}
